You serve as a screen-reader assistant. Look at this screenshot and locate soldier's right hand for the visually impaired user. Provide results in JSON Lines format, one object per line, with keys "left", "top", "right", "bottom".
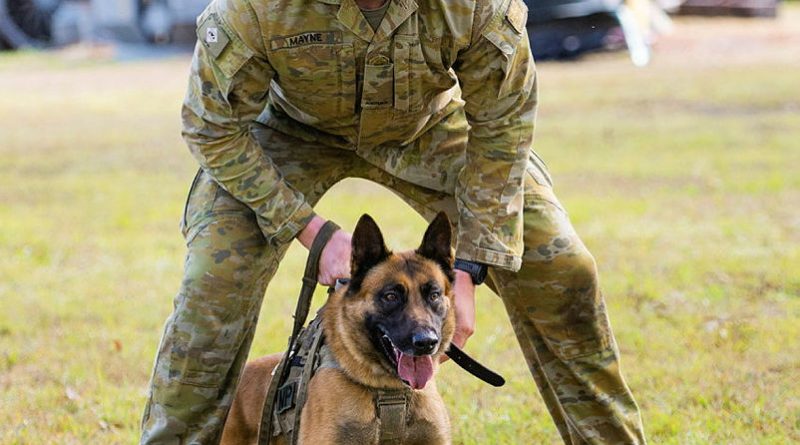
{"left": 298, "top": 215, "right": 352, "bottom": 285}
{"left": 317, "top": 229, "right": 352, "bottom": 285}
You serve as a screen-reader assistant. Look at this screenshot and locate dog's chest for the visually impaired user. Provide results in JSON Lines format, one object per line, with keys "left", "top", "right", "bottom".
{"left": 301, "top": 368, "right": 449, "bottom": 445}
{"left": 333, "top": 416, "right": 442, "bottom": 445}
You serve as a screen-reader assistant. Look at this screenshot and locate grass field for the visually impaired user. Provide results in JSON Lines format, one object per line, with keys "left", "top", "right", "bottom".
{"left": 1, "top": 8, "right": 799, "bottom": 445}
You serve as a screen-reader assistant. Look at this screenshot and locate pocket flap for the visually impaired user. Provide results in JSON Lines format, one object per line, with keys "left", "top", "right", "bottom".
{"left": 506, "top": 0, "right": 527, "bottom": 35}
{"left": 483, "top": 17, "right": 522, "bottom": 56}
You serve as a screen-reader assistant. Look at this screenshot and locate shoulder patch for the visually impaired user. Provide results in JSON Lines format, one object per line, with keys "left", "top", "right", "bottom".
{"left": 505, "top": 0, "right": 527, "bottom": 35}
{"left": 197, "top": 13, "right": 230, "bottom": 58}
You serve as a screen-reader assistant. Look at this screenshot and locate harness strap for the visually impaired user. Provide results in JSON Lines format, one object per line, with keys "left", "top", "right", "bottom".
{"left": 376, "top": 390, "right": 409, "bottom": 444}
{"left": 289, "top": 319, "right": 326, "bottom": 445}
{"left": 257, "top": 220, "right": 340, "bottom": 445}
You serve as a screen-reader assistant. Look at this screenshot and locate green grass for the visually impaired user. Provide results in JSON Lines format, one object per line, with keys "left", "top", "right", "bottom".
{"left": 1, "top": 9, "right": 799, "bottom": 444}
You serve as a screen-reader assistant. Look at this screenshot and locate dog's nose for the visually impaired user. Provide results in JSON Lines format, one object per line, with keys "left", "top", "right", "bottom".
{"left": 411, "top": 329, "right": 439, "bottom": 355}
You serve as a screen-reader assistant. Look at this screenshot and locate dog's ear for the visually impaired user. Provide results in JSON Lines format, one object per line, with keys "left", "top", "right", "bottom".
{"left": 351, "top": 214, "right": 390, "bottom": 286}
{"left": 417, "top": 212, "right": 454, "bottom": 280}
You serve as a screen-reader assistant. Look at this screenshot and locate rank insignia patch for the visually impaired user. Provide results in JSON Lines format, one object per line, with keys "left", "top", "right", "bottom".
{"left": 198, "top": 13, "right": 230, "bottom": 58}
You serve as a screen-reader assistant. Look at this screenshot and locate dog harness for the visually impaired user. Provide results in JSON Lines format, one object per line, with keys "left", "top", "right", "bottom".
{"left": 257, "top": 221, "right": 411, "bottom": 445}
{"left": 265, "top": 313, "right": 412, "bottom": 444}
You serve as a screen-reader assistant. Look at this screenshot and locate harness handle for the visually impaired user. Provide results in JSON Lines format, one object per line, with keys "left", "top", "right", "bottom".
{"left": 257, "top": 220, "right": 340, "bottom": 445}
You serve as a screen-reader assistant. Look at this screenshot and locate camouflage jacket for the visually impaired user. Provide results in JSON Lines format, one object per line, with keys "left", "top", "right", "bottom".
{"left": 182, "top": 0, "right": 537, "bottom": 271}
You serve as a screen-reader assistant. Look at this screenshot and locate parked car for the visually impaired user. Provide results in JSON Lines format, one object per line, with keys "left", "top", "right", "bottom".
{"left": 525, "top": 0, "right": 654, "bottom": 64}
{"left": 0, "top": 0, "right": 209, "bottom": 49}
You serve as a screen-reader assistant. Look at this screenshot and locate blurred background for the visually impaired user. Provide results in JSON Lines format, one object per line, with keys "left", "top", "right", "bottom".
{"left": 0, "top": 0, "right": 785, "bottom": 61}
{"left": 1, "top": 0, "right": 798, "bottom": 444}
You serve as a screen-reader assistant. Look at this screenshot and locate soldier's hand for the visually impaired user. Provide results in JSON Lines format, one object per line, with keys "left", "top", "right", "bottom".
{"left": 317, "top": 229, "right": 352, "bottom": 285}
{"left": 442, "top": 269, "right": 476, "bottom": 362}
{"left": 298, "top": 215, "right": 352, "bottom": 285}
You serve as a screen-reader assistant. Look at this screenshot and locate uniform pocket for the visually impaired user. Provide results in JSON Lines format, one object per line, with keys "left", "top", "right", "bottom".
{"left": 180, "top": 168, "right": 207, "bottom": 238}
{"left": 270, "top": 41, "right": 356, "bottom": 117}
{"left": 180, "top": 170, "right": 251, "bottom": 244}
{"left": 196, "top": 11, "right": 255, "bottom": 96}
{"left": 363, "top": 56, "right": 394, "bottom": 109}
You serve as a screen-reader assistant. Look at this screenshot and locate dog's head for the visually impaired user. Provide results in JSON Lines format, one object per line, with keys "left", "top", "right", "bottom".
{"left": 326, "top": 212, "right": 456, "bottom": 390}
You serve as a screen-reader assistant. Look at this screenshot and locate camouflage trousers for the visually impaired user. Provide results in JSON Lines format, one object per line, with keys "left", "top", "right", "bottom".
{"left": 140, "top": 115, "right": 646, "bottom": 444}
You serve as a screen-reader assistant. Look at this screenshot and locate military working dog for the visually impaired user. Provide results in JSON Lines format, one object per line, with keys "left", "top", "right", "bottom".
{"left": 221, "top": 213, "right": 457, "bottom": 445}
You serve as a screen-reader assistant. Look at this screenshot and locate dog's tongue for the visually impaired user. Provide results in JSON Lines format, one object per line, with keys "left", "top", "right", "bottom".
{"left": 397, "top": 352, "right": 434, "bottom": 390}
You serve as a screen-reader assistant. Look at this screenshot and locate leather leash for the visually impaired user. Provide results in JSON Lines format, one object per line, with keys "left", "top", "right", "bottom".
{"left": 445, "top": 344, "right": 506, "bottom": 387}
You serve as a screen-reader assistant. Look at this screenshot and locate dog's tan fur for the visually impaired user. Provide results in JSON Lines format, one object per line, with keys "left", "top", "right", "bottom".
{"left": 221, "top": 215, "right": 455, "bottom": 445}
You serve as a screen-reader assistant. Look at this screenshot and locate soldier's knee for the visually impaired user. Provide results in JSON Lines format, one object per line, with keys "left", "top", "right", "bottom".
{"left": 162, "top": 221, "right": 268, "bottom": 387}
{"left": 514, "top": 246, "right": 612, "bottom": 359}
{"left": 520, "top": 228, "right": 597, "bottom": 283}
{"left": 168, "top": 218, "right": 271, "bottom": 356}
{"left": 563, "top": 246, "right": 598, "bottom": 289}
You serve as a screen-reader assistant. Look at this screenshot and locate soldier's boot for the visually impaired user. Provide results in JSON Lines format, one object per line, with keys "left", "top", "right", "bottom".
{"left": 140, "top": 128, "right": 353, "bottom": 444}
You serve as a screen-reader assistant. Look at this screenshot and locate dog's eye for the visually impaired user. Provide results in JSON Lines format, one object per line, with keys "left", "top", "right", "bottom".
{"left": 383, "top": 292, "right": 398, "bottom": 302}
{"left": 429, "top": 291, "right": 441, "bottom": 301}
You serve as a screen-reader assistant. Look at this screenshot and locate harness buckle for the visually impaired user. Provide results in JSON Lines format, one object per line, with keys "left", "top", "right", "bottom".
{"left": 376, "top": 392, "right": 407, "bottom": 408}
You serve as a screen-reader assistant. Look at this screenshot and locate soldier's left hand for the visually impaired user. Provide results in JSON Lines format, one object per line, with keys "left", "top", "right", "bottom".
{"left": 442, "top": 269, "right": 476, "bottom": 362}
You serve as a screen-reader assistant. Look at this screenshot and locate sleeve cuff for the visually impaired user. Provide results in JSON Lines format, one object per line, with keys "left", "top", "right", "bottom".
{"left": 270, "top": 202, "right": 316, "bottom": 244}
{"left": 455, "top": 243, "right": 522, "bottom": 272}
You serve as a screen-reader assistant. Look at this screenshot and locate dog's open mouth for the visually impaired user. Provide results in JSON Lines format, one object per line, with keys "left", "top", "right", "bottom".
{"left": 378, "top": 330, "right": 434, "bottom": 390}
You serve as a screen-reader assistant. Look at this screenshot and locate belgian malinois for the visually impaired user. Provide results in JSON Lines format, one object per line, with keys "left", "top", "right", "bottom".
{"left": 221, "top": 212, "right": 456, "bottom": 445}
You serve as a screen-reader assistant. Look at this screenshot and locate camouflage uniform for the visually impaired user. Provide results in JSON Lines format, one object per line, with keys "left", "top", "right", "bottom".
{"left": 140, "top": 0, "right": 647, "bottom": 443}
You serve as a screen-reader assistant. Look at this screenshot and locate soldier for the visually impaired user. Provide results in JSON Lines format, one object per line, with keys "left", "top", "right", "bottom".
{"left": 140, "top": 0, "right": 647, "bottom": 443}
